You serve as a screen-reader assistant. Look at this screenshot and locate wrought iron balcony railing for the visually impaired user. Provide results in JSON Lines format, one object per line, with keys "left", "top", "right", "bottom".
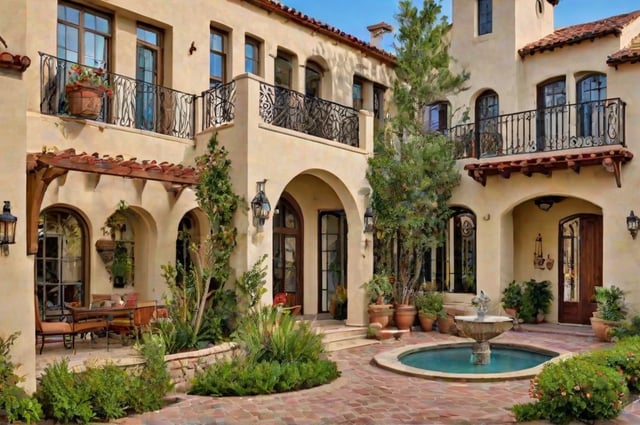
{"left": 258, "top": 82, "right": 360, "bottom": 147}
{"left": 202, "top": 81, "right": 236, "bottom": 130}
{"left": 448, "top": 98, "right": 625, "bottom": 159}
{"left": 39, "top": 53, "right": 196, "bottom": 139}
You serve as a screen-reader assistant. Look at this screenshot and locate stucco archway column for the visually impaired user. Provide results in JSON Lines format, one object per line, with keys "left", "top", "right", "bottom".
{"left": 345, "top": 208, "right": 373, "bottom": 327}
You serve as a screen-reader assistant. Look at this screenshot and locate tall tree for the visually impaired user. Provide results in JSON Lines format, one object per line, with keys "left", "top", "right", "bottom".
{"left": 367, "top": 0, "right": 469, "bottom": 303}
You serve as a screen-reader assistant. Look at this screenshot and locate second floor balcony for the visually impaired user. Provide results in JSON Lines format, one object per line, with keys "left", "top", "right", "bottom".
{"left": 39, "top": 53, "right": 363, "bottom": 149}
{"left": 449, "top": 98, "right": 626, "bottom": 160}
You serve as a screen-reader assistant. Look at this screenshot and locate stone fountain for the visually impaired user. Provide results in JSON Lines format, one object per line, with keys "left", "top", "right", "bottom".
{"left": 454, "top": 291, "right": 513, "bottom": 365}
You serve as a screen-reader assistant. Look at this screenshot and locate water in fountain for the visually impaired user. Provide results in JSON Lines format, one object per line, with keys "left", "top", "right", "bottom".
{"left": 454, "top": 290, "right": 513, "bottom": 365}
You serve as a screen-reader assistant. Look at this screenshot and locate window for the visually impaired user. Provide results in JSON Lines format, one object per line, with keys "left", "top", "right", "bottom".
{"left": 245, "top": 37, "right": 260, "bottom": 75}
{"left": 353, "top": 79, "right": 364, "bottom": 111}
{"left": 305, "top": 62, "right": 322, "bottom": 97}
{"left": 319, "top": 211, "right": 347, "bottom": 314}
{"left": 36, "top": 210, "right": 86, "bottom": 319}
{"left": 210, "top": 29, "right": 227, "bottom": 87}
{"left": 57, "top": 2, "right": 111, "bottom": 67}
{"left": 373, "top": 85, "right": 386, "bottom": 131}
{"left": 537, "top": 78, "right": 566, "bottom": 150}
{"left": 136, "top": 24, "right": 162, "bottom": 131}
{"left": 577, "top": 74, "right": 607, "bottom": 138}
{"left": 478, "top": 0, "right": 492, "bottom": 36}
{"left": 423, "top": 102, "right": 448, "bottom": 133}
{"left": 422, "top": 208, "right": 476, "bottom": 293}
{"left": 274, "top": 52, "right": 292, "bottom": 88}
{"left": 475, "top": 90, "right": 499, "bottom": 156}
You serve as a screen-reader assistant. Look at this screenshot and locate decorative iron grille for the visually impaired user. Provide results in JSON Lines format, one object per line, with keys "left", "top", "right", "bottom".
{"left": 202, "top": 81, "right": 236, "bottom": 129}
{"left": 258, "top": 82, "right": 360, "bottom": 147}
{"left": 448, "top": 98, "right": 625, "bottom": 159}
{"left": 39, "top": 52, "right": 196, "bottom": 139}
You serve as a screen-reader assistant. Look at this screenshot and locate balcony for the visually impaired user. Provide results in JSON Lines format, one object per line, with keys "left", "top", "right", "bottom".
{"left": 39, "top": 54, "right": 366, "bottom": 149}
{"left": 39, "top": 53, "right": 196, "bottom": 139}
{"left": 258, "top": 82, "right": 360, "bottom": 147}
{"left": 449, "top": 98, "right": 626, "bottom": 159}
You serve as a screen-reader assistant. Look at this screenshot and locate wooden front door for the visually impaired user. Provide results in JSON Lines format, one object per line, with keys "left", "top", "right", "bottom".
{"left": 558, "top": 214, "right": 602, "bottom": 324}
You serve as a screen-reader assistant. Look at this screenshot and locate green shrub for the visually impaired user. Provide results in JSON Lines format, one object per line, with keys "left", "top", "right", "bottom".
{"left": 37, "top": 334, "right": 172, "bottom": 423}
{"left": 127, "top": 333, "right": 174, "bottom": 413}
{"left": 37, "top": 359, "right": 94, "bottom": 424}
{"left": 235, "top": 306, "right": 324, "bottom": 364}
{"left": 610, "top": 315, "right": 640, "bottom": 340}
{"left": 583, "top": 336, "right": 640, "bottom": 392}
{"left": 0, "top": 332, "right": 43, "bottom": 424}
{"left": 189, "top": 358, "right": 339, "bottom": 396}
{"left": 512, "top": 357, "right": 627, "bottom": 424}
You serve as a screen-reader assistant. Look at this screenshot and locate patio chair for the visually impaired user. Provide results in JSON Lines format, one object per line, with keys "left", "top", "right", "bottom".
{"left": 110, "top": 300, "right": 157, "bottom": 341}
{"left": 35, "top": 296, "right": 108, "bottom": 354}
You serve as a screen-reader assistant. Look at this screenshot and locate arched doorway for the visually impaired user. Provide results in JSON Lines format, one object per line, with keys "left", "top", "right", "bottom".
{"left": 272, "top": 194, "right": 303, "bottom": 309}
{"left": 558, "top": 214, "right": 602, "bottom": 324}
{"left": 36, "top": 208, "right": 88, "bottom": 319}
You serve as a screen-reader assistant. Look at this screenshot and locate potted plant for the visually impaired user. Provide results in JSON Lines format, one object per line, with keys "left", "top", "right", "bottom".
{"left": 65, "top": 63, "right": 113, "bottom": 119}
{"left": 110, "top": 241, "right": 132, "bottom": 288}
{"left": 329, "top": 284, "right": 348, "bottom": 320}
{"left": 501, "top": 280, "right": 523, "bottom": 321}
{"left": 362, "top": 274, "right": 393, "bottom": 328}
{"left": 414, "top": 285, "right": 445, "bottom": 332}
{"left": 590, "top": 285, "right": 627, "bottom": 342}
{"left": 520, "top": 279, "right": 553, "bottom": 323}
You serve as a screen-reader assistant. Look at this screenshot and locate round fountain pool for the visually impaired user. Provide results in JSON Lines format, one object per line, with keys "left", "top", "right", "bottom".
{"left": 373, "top": 342, "right": 572, "bottom": 381}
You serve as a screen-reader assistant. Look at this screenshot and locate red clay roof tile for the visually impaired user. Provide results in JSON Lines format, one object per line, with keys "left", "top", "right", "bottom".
{"left": 607, "top": 47, "right": 640, "bottom": 66}
{"left": 519, "top": 10, "right": 640, "bottom": 58}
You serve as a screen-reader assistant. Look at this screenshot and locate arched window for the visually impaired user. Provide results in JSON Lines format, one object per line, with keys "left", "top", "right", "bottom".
{"left": 305, "top": 61, "right": 322, "bottom": 98}
{"left": 576, "top": 74, "right": 607, "bottom": 138}
{"left": 36, "top": 209, "right": 87, "bottom": 319}
{"left": 475, "top": 90, "right": 499, "bottom": 156}
{"left": 423, "top": 208, "right": 476, "bottom": 293}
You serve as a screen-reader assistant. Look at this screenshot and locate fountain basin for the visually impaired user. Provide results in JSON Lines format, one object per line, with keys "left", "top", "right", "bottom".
{"left": 373, "top": 341, "right": 572, "bottom": 381}
{"left": 454, "top": 315, "right": 514, "bottom": 342}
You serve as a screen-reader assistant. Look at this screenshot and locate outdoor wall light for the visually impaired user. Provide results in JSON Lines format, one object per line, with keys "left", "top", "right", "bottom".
{"left": 627, "top": 210, "right": 639, "bottom": 240}
{"left": 0, "top": 201, "right": 17, "bottom": 256}
{"left": 363, "top": 207, "right": 374, "bottom": 233}
{"left": 251, "top": 180, "right": 271, "bottom": 232}
{"left": 534, "top": 196, "right": 564, "bottom": 212}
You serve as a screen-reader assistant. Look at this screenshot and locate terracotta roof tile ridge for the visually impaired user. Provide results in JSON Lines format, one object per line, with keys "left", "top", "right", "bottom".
{"left": 519, "top": 9, "right": 640, "bottom": 58}
{"left": 607, "top": 32, "right": 640, "bottom": 66}
{"left": 241, "top": 0, "right": 397, "bottom": 64}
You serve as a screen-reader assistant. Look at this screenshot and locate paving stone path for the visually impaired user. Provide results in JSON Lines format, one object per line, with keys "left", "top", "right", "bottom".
{"left": 112, "top": 329, "right": 640, "bottom": 425}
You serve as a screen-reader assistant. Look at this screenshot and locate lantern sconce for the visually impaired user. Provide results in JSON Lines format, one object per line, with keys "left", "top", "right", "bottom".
{"left": 533, "top": 233, "right": 545, "bottom": 269}
{"left": 0, "top": 201, "right": 17, "bottom": 256}
{"left": 363, "top": 207, "right": 374, "bottom": 233}
{"left": 251, "top": 180, "right": 271, "bottom": 232}
{"left": 627, "top": 210, "right": 639, "bottom": 240}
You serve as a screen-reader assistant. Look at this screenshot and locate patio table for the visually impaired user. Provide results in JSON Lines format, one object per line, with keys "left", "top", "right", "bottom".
{"left": 69, "top": 305, "right": 135, "bottom": 350}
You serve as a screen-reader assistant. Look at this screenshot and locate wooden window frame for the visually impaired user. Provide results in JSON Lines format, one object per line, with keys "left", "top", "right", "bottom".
{"left": 210, "top": 28, "right": 228, "bottom": 86}
{"left": 57, "top": 1, "right": 112, "bottom": 68}
{"left": 477, "top": 0, "right": 493, "bottom": 36}
{"left": 245, "top": 36, "right": 260, "bottom": 75}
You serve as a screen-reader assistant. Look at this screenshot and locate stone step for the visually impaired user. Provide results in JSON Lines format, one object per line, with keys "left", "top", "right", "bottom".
{"left": 324, "top": 337, "right": 379, "bottom": 353}
{"left": 320, "top": 326, "right": 368, "bottom": 343}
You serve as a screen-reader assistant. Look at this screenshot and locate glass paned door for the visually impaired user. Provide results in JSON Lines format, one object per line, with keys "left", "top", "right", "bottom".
{"left": 136, "top": 26, "right": 161, "bottom": 131}
{"left": 577, "top": 74, "right": 607, "bottom": 141}
{"left": 272, "top": 196, "right": 303, "bottom": 309}
{"left": 319, "top": 212, "right": 347, "bottom": 313}
{"left": 537, "top": 79, "right": 566, "bottom": 150}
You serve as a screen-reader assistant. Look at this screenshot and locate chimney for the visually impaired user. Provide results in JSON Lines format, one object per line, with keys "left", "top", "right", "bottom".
{"left": 367, "top": 22, "right": 393, "bottom": 48}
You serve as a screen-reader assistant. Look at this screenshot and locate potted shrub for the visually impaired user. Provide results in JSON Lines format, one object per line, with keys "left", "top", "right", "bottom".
{"left": 520, "top": 279, "right": 553, "bottom": 323}
{"left": 590, "top": 285, "right": 627, "bottom": 342}
{"left": 65, "top": 63, "right": 113, "bottom": 119}
{"left": 501, "top": 280, "right": 523, "bottom": 321}
{"left": 362, "top": 274, "right": 393, "bottom": 328}
{"left": 414, "top": 286, "right": 445, "bottom": 332}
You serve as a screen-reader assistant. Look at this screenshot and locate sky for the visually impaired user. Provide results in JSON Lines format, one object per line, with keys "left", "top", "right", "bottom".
{"left": 281, "top": 0, "right": 640, "bottom": 51}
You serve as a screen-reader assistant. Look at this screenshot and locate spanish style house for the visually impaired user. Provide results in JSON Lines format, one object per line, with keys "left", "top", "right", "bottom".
{"left": 1, "top": 0, "right": 394, "bottom": 390}
{"left": 435, "top": 0, "right": 640, "bottom": 324}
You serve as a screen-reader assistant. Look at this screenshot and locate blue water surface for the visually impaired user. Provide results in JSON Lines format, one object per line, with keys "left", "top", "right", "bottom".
{"left": 400, "top": 346, "right": 554, "bottom": 374}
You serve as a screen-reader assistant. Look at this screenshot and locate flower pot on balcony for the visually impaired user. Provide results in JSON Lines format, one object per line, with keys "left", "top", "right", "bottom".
{"left": 66, "top": 85, "right": 104, "bottom": 119}
{"left": 95, "top": 238, "right": 116, "bottom": 263}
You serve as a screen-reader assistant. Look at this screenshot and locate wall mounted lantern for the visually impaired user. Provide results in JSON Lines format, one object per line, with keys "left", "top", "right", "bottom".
{"left": 533, "top": 233, "right": 545, "bottom": 269}
{"left": 251, "top": 180, "right": 271, "bottom": 232}
{"left": 627, "top": 210, "right": 639, "bottom": 240}
{"left": 0, "top": 201, "right": 17, "bottom": 255}
{"left": 363, "top": 207, "right": 374, "bottom": 233}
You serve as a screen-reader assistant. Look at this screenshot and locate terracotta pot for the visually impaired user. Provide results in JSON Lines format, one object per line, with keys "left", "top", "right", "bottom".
{"left": 368, "top": 304, "right": 393, "bottom": 328}
{"left": 394, "top": 304, "right": 417, "bottom": 330}
{"left": 437, "top": 316, "right": 455, "bottom": 334}
{"left": 66, "top": 85, "right": 103, "bottom": 118}
{"left": 590, "top": 316, "right": 620, "bottom": 342}
{"left": 418, "top": 313, "right": 435, "bottom": 332}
